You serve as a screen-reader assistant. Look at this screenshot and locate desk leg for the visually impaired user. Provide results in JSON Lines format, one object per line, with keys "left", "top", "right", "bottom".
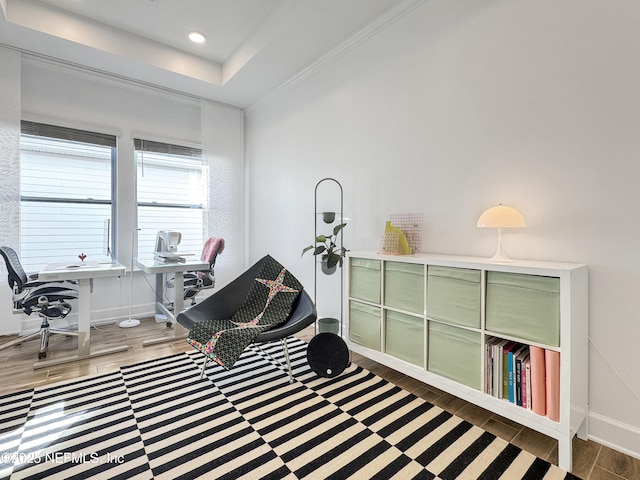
{"left": 155, "top": 272, "right": 164, "bottom": 315}
{"left": 172, "top": 271, "right": 187, "bottom": 337}
{"left": 143, "top": 271, "right": 188, "bottom": 346}
{"left": 77, "top": 278, "right": 91, "bottom": 356}
{"left": 33, "top": 277, "right": 129, "bottom": 369}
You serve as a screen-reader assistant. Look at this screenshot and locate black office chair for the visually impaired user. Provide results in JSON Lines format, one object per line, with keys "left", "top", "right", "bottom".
{"left": 0, "top": 246, "right": 79, "bottom": 359}
{"left": 182, "top": 237, "right": 225, "bottom": 304}
{"left": 177, "top": 255, "right": 317, "bottom": 382}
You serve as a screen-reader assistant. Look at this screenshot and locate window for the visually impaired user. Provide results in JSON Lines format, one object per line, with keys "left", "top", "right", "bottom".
{"left": 135, "top": 139, "right": 205, "bottom": 261}
{"left": 20, "top": 121, "right": 116, "bottom": 272}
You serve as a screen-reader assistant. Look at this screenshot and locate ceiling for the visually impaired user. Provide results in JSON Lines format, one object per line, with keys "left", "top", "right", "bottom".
{"left": 0, "top": 0, "right": 420, "bottom": 108}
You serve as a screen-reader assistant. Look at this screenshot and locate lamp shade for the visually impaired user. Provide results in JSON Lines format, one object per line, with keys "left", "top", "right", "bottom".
{"left": 477, "top": 205, "right": 526, "bottom": 228}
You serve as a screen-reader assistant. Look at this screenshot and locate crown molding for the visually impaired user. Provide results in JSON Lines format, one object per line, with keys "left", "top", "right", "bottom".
{"left": 253, "top": 0, "right": 427, "bottom": 108}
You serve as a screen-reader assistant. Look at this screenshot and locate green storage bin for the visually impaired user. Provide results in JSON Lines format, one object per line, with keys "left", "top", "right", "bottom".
{"left": 349, "top": 301, "right": 381, "bottom": 350}
{"left": 350, "top": 258, "right": 381, "bottom": 303}
{"left": 385, "top": 310, "right": 424, "bottom": 366}
{"left": 486, "top": 272, "right": 560, "bottom": 347}
{"left": 428, "top": 321, "right": 481, "bottom": 390}
{"left": 427, "top": 266, "right": 481, "bottom": 328}
{"left": 384, "top": 262, "right": 425, "bottom": 314}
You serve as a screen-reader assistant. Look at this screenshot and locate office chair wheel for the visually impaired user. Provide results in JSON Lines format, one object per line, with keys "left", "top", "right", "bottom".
{"left": 38, "top": 351, "right": 46, "bottom": 359}
{"left": 166, "top": 321, "right": 173, "bottom": 327}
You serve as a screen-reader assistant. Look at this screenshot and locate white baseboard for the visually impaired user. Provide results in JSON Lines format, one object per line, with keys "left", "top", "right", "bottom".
{"left": 588, "top": 411, "right": 640, "bottom": 460}
{"left": 3, "top": 303, "right": 157, "bottom": 335}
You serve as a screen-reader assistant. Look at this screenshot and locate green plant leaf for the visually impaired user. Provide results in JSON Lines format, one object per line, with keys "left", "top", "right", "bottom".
{"left": 333, "top": 223, "right": 346, "bottom": 236}
{"left": 326, "top": 253, "right": 340, "bottom": 268}
{"left": 303, "top": 223, "right": 347, "bottom": 261}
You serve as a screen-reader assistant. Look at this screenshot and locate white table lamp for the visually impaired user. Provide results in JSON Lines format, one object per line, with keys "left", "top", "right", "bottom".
{"left": 477, "top": 204, "right": 526, "bottom": 262}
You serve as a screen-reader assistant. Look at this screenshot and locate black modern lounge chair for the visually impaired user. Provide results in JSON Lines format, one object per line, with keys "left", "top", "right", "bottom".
{"left": 177, "top": 255, "right": 317, "bottom": 382}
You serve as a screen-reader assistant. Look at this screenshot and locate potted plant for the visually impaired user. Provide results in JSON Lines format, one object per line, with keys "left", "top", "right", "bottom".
{"left": 302, "top": 223, "right": 348, "bottom": 275}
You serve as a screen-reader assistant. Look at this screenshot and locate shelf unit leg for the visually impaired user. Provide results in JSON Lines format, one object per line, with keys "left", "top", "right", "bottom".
{"left": 558, "top": 432, "right": 573, "bottom": 473}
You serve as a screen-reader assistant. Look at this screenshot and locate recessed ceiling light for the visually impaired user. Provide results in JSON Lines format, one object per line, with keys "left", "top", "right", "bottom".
{"left": 188, "top": 31, "right": 206, "bottom": 44}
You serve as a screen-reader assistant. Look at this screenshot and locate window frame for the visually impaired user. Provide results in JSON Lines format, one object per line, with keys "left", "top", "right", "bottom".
{"left": 19, "top": 121, "right": 117, "bottom": 269}
{"left": 134, "top": 138, "right": 205, "bottom": 261}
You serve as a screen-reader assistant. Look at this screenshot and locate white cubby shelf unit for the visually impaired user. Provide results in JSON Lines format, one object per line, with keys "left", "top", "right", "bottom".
{"left": 345, "top": 251, "right": 588, "bottom": 473}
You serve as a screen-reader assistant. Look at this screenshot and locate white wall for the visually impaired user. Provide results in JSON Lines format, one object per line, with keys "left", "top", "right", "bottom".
{"left": 0, "top": 48, "right": 21, "bottom": 330}
{"left": 246, "top": 0, "right": 640, "bottom": 458}
{"left": 0, "top": 53, "right": 245, "bottom": 334}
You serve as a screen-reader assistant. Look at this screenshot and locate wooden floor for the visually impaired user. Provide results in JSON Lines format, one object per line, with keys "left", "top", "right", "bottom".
{"left": 0, "top": 319, "right": 637, "bottom": 480}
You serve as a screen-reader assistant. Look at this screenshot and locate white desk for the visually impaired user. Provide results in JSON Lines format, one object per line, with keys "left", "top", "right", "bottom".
{"left": 136, "top": 258, "right": 208, "bottom": 345}
{"left": 36, "top": 261, "right": 127, "bottom": 369}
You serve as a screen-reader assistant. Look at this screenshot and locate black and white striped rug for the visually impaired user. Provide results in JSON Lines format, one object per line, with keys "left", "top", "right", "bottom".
{"left": 0, "top": 338, "right": 579, "bottom": 479}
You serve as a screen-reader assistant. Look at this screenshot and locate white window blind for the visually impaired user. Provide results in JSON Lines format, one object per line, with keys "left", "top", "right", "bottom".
{"left": 20, "top": 121, "right": 115, "bottom": 272}
{"left": 135, "top": 139, "right": 205, "bottom": 261}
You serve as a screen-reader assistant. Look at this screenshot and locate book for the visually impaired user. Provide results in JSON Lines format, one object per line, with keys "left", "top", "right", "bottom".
{"left": 529, "top": 345, "right": 546, "bottom": 416}
{"left": 512, "top": 345, "right": 528, "bottom": 406}
{"left": 485, "top": 338, "right": 509, "bottom": 397}
{"left": 502, "top": 342, "right": 518, "bottom": 402}
{"left": 485, "top": 341, "right": 493, "bottom": 395}
{"left": 545, "top": 349, "right": 561, "bottom": 421}
{"left": 524, "top": 354, "right": 532, "bottom": 410}
{"left": 494, "top": 340, "right": 506, "bottom": 398}
{"left": 460, "top": 341, "right": 558, "bottom": 419}
{"left": 485, "top": 338, "right": 497, "bottom": 395}
{"left": 491, "top": 339, "right": 508, "bottom": 398}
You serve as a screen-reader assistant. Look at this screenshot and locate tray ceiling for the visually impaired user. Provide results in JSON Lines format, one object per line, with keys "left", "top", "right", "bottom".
{"left": 0, "top": 0, "right": 422, "bottom": 107}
